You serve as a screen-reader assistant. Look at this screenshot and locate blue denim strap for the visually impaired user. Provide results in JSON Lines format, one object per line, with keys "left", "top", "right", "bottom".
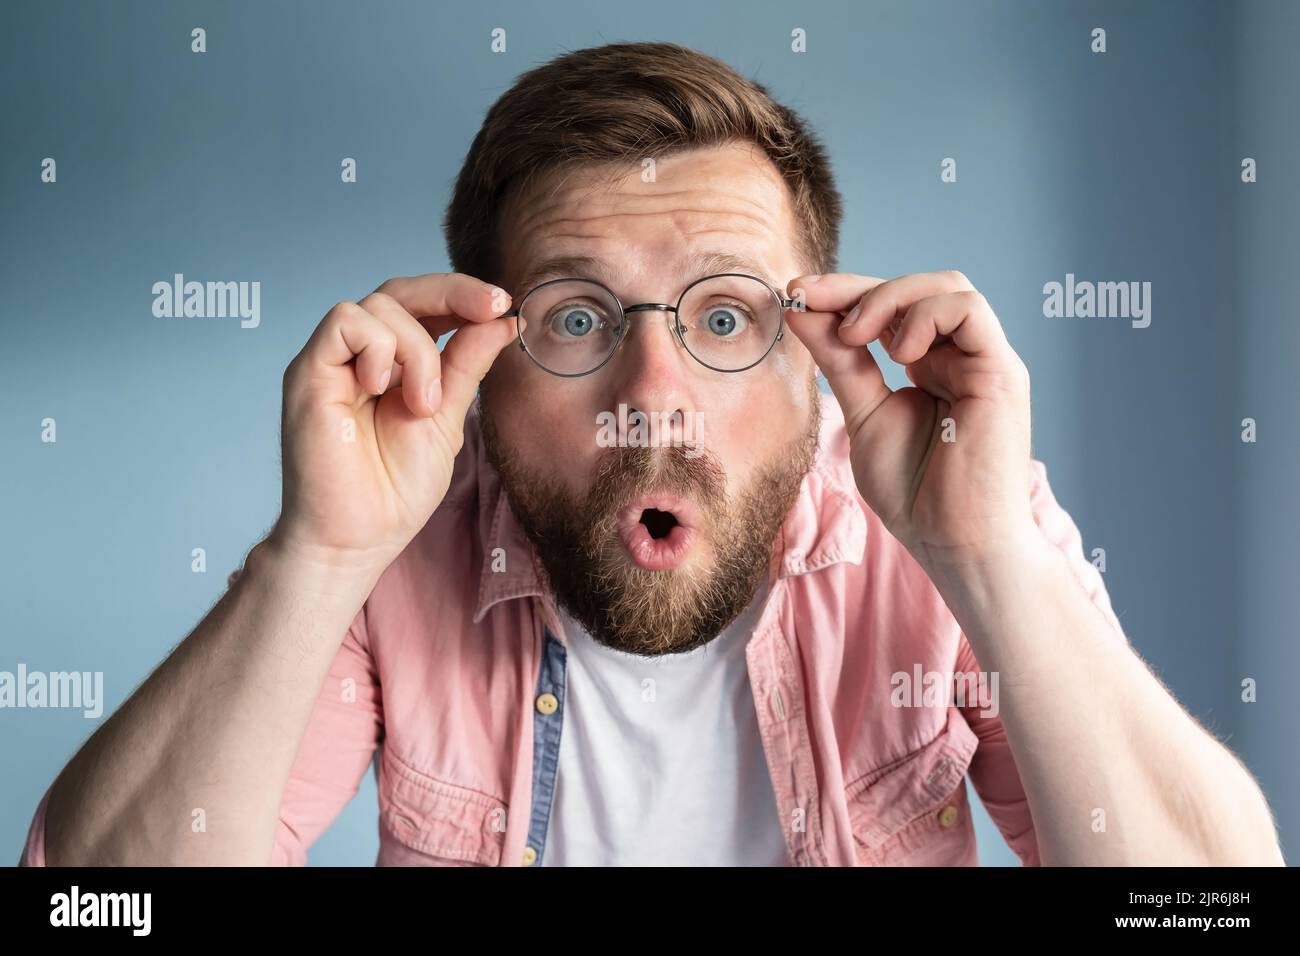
{"left": 525, "top": 628, "right": 566, "bottom": 864}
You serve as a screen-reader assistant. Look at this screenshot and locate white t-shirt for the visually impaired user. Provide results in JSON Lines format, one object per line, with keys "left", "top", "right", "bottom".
{"left": 542, "top": 578, "right": 789, "bottom": 866}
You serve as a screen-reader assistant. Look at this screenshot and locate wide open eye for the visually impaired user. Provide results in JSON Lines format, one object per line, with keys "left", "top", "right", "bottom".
{"left": 518, "top": 278, "right": 623, "bottom": 375}
{"left": 675, "top": 274, "right": 781, "bottom": 371}
{"left": 551, "top": 304, "right": 601, "bottom": 338}
{"left": 701, "top": 304, "right": 750, "bottom": 338}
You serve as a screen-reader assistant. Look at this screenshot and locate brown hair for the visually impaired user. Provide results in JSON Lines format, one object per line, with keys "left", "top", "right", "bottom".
{"left": 444, "top": 41, "right": 842, "bottom": 285}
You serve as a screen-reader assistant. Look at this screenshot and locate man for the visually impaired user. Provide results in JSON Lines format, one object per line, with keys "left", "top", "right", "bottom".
{"left": 21, "top": 42, "right": 1281, "bottom": 866}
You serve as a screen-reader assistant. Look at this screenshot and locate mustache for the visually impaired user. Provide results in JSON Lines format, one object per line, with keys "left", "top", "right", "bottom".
{"left": 586, "top": 441, "right": 728, "bottom": 517}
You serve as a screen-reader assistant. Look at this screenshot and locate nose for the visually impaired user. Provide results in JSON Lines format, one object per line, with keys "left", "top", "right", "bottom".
{"left": 608, "top": 306, "right": 696, "bottom": 438}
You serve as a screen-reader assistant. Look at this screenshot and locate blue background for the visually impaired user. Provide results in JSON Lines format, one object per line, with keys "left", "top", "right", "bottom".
{"left": 2, "top": 0, "right": 1297, "bottom": 866}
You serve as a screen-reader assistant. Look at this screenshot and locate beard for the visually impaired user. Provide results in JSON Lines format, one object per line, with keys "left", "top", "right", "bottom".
{"left": 479, "top": 379, "right": 822, "bottom": 657}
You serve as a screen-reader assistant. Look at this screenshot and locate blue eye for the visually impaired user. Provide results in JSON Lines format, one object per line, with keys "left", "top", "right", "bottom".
{"left": 704, "top": 306, "right": 748, "bottom": 337}
{"left": 555, "top": 306, "right": 598, "bottom": 337}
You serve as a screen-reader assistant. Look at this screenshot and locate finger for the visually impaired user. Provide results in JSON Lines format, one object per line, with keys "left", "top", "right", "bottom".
{"left": 435, "top": 315, "right": 524, "bottom": 428}
{"left": 901, "top": 346, "right": 960, "bottom": 405}
{"left": 375, "top": 273, "right": 512, "bottom": 326}
{"left": 784, "top": 308, "right": 891, "bottom": 437}
{"left": 888, "top": 289, "right": 1009, "bottom": 363}
{"left": 355, "top": 333, "right": 396, "bottom": 397}
{"left": 304, "top": 301, "right": 398, "bottom": 396}
{"left": 416, "top": 313, "right": 499, "bottom": 343}
{"left": 788, "top": 272, "right": 911, "bottom": 356}
{"left": 787, "top": 272, "right": 889, "bottom": 315}
{"left": 829, "top": 270, "right": 977, "bottom": 348}
{"left": 358, "top": 291, "right": 445, "bottom": 417}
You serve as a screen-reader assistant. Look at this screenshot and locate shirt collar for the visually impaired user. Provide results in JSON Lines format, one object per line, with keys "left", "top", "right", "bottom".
{"left": 471, "top": 392, "right": 867, "bottom": 624}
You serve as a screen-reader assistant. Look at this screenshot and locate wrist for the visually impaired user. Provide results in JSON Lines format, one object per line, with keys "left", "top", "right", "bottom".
{"left": 911, "top": 516, "right": 1046, "bottom": 574}
{"left": 247, "top": 528, "right": 393, "bottom": 608}
{"left": 911, "top": 517, "right": 1058, "bottom": 603}
{"left": 913, "top": 523, "right": 1064, "bottom": 674}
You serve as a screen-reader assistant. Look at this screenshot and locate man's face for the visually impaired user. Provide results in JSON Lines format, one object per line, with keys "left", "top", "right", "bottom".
{"left": 480, "top": 141, "right": 822, "bottom": 656}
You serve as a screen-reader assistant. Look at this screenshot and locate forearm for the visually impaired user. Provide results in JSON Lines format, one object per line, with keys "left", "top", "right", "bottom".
{"left": 919, "top": 527, "right": 1283, "bottom": 866}
{"left": 43, "top": 535, "right": 382, "bottom": 865}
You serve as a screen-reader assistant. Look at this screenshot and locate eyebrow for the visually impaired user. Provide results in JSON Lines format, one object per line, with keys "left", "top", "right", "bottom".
{"left": 514, "top": 251, "right": 779, "bottom": 298}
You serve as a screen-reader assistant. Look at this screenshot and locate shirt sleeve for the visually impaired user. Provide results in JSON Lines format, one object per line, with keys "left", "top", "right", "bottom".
{"left": 17, "top": 584, "right": 384, "bottom": 867}
{"left": 957, "top": 458, "right": 1129, "bottom": 867}
{"left": 267, "top": 605, "right": 385, "bottom": 865}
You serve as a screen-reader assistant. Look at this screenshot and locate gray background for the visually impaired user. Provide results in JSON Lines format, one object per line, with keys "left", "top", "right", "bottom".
{"left": 2, "top": 0, "right": 1296, "bottom": 866}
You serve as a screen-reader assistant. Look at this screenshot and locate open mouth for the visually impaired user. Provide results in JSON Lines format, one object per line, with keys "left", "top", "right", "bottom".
{"left": 617, "top": 495, "right": 700, "bottom": 570}
{"left": 639, "top": 507, "right": 679, "bottom": 540}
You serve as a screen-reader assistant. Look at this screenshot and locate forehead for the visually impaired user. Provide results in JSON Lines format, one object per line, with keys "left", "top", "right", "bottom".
{"left": 498, "top": 142, "right": 799, "bottom": 293}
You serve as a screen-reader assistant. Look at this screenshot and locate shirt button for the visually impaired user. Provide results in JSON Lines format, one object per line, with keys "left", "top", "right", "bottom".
{"left": 536, "top": 692, "right": 559, "bottom": 716}
{"left": 522, "top": 846, "right": 538, "bottom": 866}
{"left": 938, "top": 805, "right": 959, "bottom": 828}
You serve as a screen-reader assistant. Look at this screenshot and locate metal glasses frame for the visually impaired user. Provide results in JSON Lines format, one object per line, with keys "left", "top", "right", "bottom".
{"left": 502, "top": 272, "right": 798, "bottom": 378}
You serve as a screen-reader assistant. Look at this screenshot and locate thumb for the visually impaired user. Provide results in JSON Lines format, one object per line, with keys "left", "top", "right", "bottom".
{"left": 785, "top": 309, "right": 892, "bottom": 435}
{"left": 434, "top": 315, "right": 522, "bottom": 428}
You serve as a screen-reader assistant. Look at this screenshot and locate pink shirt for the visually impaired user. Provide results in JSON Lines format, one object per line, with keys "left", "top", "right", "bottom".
{"left": 19, "top": 395, "right": 1124, "bottom": 866}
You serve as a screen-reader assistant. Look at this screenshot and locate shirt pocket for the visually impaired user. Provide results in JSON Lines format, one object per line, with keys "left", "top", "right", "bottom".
{"left": 844, "top": 707, "right": 980, "bottom": 866}
{"left": 377, "top": 745, "right": 508, "bottom": 866}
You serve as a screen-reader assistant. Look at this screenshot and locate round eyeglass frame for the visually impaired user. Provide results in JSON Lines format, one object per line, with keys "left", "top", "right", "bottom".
{"left": 502, "top": 272, "right": 797, "bottom": 378}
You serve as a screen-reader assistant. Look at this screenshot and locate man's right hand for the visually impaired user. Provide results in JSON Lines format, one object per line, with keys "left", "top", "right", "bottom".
{"left": 36, "top": 274, "right": 519, "bottom": 866}
{"left": 271, "top": 273, "right": 518, "bottom": 575}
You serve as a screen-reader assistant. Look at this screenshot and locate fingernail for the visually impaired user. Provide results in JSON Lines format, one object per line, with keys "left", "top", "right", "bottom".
{"left": 377, "top": 369, "right": 392, "bottom": 393}
{"left": 426, "top": 379, "right": 442, "bottom": 411}
{"left": 842, "top": 303, "right": 862, "bottom": 327}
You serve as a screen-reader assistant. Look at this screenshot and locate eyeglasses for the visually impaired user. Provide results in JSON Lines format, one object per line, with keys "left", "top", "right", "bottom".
{"left": 503, "top": 273, "right": 796, "bottom": 378}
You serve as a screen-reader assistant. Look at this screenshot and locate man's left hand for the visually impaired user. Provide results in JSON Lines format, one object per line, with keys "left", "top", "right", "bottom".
{"left": 786, "top": 270, "right": 1037, "bottom": 567}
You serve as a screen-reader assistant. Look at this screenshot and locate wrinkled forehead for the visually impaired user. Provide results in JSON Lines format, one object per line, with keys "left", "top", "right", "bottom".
{"left": 497, "top": 142, "right": 800, "bottom": 297}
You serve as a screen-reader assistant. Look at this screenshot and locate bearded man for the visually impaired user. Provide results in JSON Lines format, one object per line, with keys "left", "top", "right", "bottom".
{"left": 21, "top": 42, "right": 1281, "bottom": 868}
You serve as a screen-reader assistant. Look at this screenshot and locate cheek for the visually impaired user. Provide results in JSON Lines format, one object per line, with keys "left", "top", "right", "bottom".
{"left": 770, "top": 332, "right": 818, "bottom": 393}
{"left": 485, "top": 356, "right": 607, "bottom": 483}
{"left": 697, "top": 366, "right": 813, "bottom": 484}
